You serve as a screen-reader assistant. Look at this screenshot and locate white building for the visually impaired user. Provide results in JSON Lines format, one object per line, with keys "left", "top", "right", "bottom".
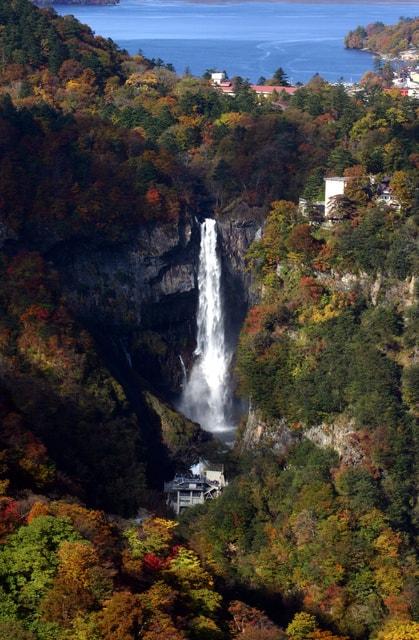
{"left": 377, "top": 189, "right": 400, "bottom": 207}
{"left": 164, "top": 461, "right": 226, "bottom": 515}
{"left": 391, "top": 68, "right": 419, "bottom": 98}
{"left": 202, "top": 463, "right": 226, "bottom": 486}
{"left": 211, "top": 72, "right": 226, "bottom": 85}
{"left": 324, "top": 177, "right": 348, "bottom": 218}
{"left": 407, "top": 72, "right": 419, "bottom": 98}
{"left": 400, "top": 50, "right": 419, "bottom": 62}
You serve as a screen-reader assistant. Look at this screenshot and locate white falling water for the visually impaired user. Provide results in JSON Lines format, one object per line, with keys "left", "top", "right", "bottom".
{"left": 179, "top": 355, "right": 187, "bottom": 388}
{"left": 179, "top": 219, "right": 231, "bottom": 434}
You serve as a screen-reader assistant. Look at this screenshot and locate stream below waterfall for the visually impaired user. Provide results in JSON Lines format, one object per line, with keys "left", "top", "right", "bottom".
{"left": 178, "top": 219, "right": 233, "bottom": 437}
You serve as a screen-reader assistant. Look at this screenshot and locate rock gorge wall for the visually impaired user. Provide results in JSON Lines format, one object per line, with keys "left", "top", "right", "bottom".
{"left": 1, "top": 198, "right": 261, "bottom": 481}
{"left": 48, "top": 203, "right": 262, "bottom": 413}
{"left": 217, "top": 201, "right": 265, "bottom": 346}
{"left": 0, "top": 212, "right": 211, "bottom": 494}
{"left": 239, "top": 268, "right": 417, "bottom": 463}
{"left": 240, "top": 406, "right": 368, "bottom": 467}
{"left": 52, "top": 214, "right": 200, "bottom": 397}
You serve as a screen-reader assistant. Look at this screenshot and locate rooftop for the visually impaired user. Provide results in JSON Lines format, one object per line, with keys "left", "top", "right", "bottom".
{"left": 164, "top": 475, "right": 213, "bottom": 492}
{"left": 205, "top": 462, "right": 224, "bottom": 472}
{"left": 251, "top": 85, "right": 297, "bottom": 95}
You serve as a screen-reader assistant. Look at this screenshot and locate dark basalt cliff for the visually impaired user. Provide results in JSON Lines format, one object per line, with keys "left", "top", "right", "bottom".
{"left": 1, "top": 193, "right": 259, "bottom": 407}
{"left": 0, "top": 212, "right": 212, "bottom": 506}
{"left": 51, "top": 204, "right": 260, "bottom": 402}
{"left": 51, "top": 214, "right": 200, "bottom": 397}
{"left": 217, "top": 200, "right": 265, "bottom": 346}
{"left": 1, "top": 196, "right": 259, "bottom": 503}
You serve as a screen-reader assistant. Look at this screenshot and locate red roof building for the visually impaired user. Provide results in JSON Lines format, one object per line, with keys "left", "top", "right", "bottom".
{"left": 210, "top": 75, "right": 298, "bottom": 99}
{"left": 250, "top": 85, "right": 297, "bottom": 96}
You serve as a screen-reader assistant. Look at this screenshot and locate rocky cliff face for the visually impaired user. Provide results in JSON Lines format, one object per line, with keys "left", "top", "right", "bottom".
{"left": 240, "top": 406, "right": 369, "bottom": 467}
{"left": 33, "top": 203, "right": 262, "bottom": 453}
{"left": 50, "top": 214, "right": 200, "bottom": 396}
{"left": 239, "top": 404, "right": 298, "bottom": 456}
{"left": 304, "top": 416, "right": 369, "bottom": 466}
{"left": 239, "top": 266, "right": 417, "bottom": 463}
{"left": 1, "top": 209, "right": 216, "bottom": 495}
{"left": 217, "top": 200, "right": 265, "bottom": 346}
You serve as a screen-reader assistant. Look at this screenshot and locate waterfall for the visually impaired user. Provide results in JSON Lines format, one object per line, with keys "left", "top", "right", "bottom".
{"left": 179, "top": 218, "right": 231, "bottom": 434}
{"left": 179, "top": 356, "right": 187, "bottom": 388}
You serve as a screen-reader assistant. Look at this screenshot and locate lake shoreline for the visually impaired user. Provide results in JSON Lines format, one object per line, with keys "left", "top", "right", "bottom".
{"left": 146, "top": 0, "right": 419, "bottom": 4}
{"left": 54, "top": 1, "right": 418, "bottom": 84}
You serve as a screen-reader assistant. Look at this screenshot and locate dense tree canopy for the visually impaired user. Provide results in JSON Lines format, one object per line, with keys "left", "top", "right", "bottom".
{"left": 345, "top": 18, "right": 419, "bottom": 56}
{"left": 0, "top": 3, "right": 417, "bottom": 639}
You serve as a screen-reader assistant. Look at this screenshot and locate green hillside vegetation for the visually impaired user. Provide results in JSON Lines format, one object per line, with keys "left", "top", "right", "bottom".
{"left": 186, "top": 192, "right": 418, "bottom": 636}
{"left": 184, "top": 76, "right": 418, "bottom": 639}
{"left": 0, "top": 3, "right": 418, "bottom": 639}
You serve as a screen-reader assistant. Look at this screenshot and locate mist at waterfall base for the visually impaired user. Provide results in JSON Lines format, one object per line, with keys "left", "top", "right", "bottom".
{"left": 178, "top": 219, "right": 234, "bottom": 440}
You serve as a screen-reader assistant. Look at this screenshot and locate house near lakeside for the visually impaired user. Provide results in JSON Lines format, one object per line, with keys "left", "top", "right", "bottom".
{"left": 250, "top": 84, "right": 297, "bottom": 97}
{"left": 390, "top": 66, "right": 419, "bottom": 98}
{"left": 210, "top": 72, "right": 297, "bottom": 100}
{"left": 399, "top": 49, "right": 419, "bottom": 62}
{"left": 211, "top": 71, "right": 227, "bottom": 85}
{"left": 164, "top": 460, "right": 227, "bottom": 515}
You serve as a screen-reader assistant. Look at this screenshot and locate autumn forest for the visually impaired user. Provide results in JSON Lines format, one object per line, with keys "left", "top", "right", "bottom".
{"left": 0, "top": 1, "right": 418, "bottom": 640}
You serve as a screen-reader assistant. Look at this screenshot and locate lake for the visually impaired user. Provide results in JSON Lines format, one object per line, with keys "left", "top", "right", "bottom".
{"left": 55, "top": 1, "right": 418, "bottom": 83}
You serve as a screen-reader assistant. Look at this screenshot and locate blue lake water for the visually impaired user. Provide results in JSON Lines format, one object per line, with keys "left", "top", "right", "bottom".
{"left": 55, "top": 1, "right": 418, "bottom": 82}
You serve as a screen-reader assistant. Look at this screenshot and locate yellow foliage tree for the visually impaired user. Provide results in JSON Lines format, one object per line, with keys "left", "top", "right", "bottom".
{"left": 376, "top": 620, "right": 419, "bottom": 640}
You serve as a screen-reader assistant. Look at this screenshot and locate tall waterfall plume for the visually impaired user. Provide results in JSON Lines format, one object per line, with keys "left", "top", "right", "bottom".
{"left": 179, "top": 218, "right": 231, "bottom": 434}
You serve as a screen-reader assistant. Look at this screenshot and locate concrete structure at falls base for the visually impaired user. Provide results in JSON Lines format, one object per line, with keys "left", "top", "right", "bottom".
{"left": 164, "top": 460, "right": 226, "bottom": 515}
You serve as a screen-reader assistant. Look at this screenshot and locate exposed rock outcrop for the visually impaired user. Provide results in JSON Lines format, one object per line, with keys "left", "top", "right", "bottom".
{"left": 239, "top": 404, "right": 298, "bottom": 456}
{"left": 49, "top": 215, "right": 200, "bottom": 395}
{"left": 144, "top": 391, "right": 212, "bottom": 460}
{"left": 305, "top": 415, "right": 367, "bottom": 466}
{"left": 316, "top": 269, "right": 416, "bottom": 310}
{"left": 241, "top": 406, "right": 367, "bottom": 467}
{"left": 217, "top": 200, "right": 265, "bottom": 345}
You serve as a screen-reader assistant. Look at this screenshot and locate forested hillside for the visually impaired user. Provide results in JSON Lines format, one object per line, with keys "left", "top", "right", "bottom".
{"left": 345, "top": 17, "right": 419, "bottom": 56}
{"left": 184, "top": 75, "right": 419, "bottom": 640}
{"left": 0, "top": 2, "right": 418, "bottom": 639}
{"left": 186, "top": 191, "right": 418, "bottom": 636}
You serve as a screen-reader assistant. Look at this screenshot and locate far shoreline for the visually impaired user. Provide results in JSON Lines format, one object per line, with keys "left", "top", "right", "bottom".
{"left": 52, "top": 0, "right": 419, "bottom": 5}
{"left": 159, "top": 0, "right": 419, "bottom": 5}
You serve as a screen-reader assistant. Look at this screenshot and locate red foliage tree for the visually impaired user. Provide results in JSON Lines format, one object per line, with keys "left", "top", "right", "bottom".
{"left": 287, "top": 224, "right": 324, "bottom": 260}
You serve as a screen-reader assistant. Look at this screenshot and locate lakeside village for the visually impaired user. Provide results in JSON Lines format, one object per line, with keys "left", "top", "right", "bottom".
{"left": 209, "top": 53, "right": 419, "bottom": 103}
{"left": 210, "top": 71, "right": 407, "bottom": 221}
{"left": 378, "top": 47, "right": 419, "bottom": 98}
